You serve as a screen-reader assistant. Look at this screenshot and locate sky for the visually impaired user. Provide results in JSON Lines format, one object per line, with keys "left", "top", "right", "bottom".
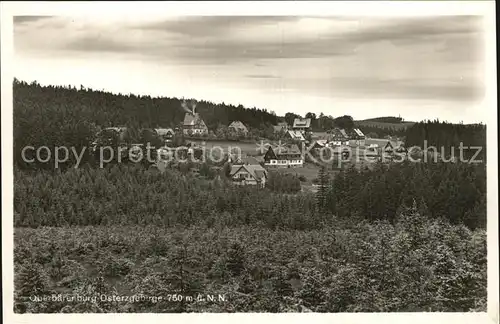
{"left": 13, "top": 15, "right": 487, "bottom": 123}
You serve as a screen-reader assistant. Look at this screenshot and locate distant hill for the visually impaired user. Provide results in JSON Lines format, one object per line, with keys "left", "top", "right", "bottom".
{"left": 355, "top": 118, "right": 416, "bottom": 131}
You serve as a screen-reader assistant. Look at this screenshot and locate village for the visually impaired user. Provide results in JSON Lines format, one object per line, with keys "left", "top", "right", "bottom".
{"left": 11, "top": 12, "right": 488, "bottom": 315}
{"left": 91, "top": 103, "right": 408, "bottom": 191}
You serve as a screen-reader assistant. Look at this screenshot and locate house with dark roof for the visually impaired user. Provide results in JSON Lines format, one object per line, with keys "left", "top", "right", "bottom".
{"left": 347, "top": 128, "right": 366, "bottom": 146}
{"left": 263, "top": 144, "right": 304, "bottom": 168}
{"left": 352, "top": 128, "right": 365, "bottom": 139}
{"left": 364, "top": 138, "right": 404, "bottom": 156}
{"left": 183, "top": 112, "right": 208, "bottom": 136}
{"left": 230, "top": 164, "right": 268, "bottom": 188}
{"left": 328, "top": 128, "right": 350, "bottom": 146}
{"left": 285, "top": 130, "right": 306, "bottom": 142}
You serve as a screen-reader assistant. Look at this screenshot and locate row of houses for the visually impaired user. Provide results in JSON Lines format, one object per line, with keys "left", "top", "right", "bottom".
{"left": 92, "top": 127, "right": 176, "bottom": 147}
{"left": 273, "top": 118, "right": 312, "bottom": 134}
{"left": 182, "top": 109, "right": 250, "bottom": 136}
{"left": 273, "top": 118, "right": 368, "bottom": 145}
{"left": 94, "top": 118, "right": 248, "bottom": 144}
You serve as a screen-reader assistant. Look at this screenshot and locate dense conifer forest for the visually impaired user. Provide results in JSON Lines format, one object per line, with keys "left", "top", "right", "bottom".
{"left": 13, "top": 80, "right": 488, "bottom": 312}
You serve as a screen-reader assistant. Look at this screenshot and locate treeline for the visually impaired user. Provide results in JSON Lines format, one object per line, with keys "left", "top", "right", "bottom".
{"left": 14, "top": 164, "right": 323, "bottom": 229}
{"left": 13, "top": 79, "right": 278, "bottom": 169}
{"left": 14, "top": 161, "right": 486, "bottom": 230}
{"left": 359, "top": 125, "right": 408, "bottom": 138}
{"left": 405, "top": 120, "right": 486, "bottom": 161}
{"left": 14, "top": 79, "right": 278, "bottom": 130}
{"left": 362, "top": 116, "right": 404, "bottom": 123}
{"left": 321, "top": 161, "right": 486, "bottom": 229}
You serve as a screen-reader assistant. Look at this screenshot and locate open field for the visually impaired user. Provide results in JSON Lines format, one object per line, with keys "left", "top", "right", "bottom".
{"left": 274, "top": 163, "right": 339, "bottom": 184}
{"left": 188, "top": 140, "right": 264, "bottom": 157}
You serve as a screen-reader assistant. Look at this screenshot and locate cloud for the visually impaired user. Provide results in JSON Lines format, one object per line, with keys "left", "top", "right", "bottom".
{"left": 13, "top": 15, "right": 486, "bottom": 106}
{"left": 14, "top": 15, "right": 484, "bottom": 63}
{"left": 344, "top": 16, "right": 482, "bottom": 43}
{"left": 131, "top": 16, "right": 300, "bottom": 37}
{"left": 287, "top": 77, "right": 485, "bottom": 102}
{"left": 63, "top": 34, "right": 137, "bottom": 53}
{"left": 13, "top": 16, "right": 54, "bottom": 24}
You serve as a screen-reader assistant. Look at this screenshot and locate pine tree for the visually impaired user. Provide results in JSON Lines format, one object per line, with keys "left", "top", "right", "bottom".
{"left": 316, "top": 166, "right": 330, "bottom": 212}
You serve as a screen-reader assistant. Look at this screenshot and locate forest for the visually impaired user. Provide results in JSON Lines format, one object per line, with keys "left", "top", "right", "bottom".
{"left": 12, "top": 79, "right": 488, "bottom": 313}
{"left": 405, "top": 120, "right": 486, "bottom": 161}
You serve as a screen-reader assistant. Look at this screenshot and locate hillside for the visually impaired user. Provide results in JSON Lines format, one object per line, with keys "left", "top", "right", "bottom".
{"left": 355, "top": 119, "right": 416, "bottom": 130}
{"left": 12, "top": 80, "right": 488, "bottom": 313}
{"left": 13, "top": 79, "right": 279, "bottom": 131}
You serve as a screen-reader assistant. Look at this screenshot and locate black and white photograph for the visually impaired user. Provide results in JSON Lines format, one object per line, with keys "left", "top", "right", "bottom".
{"left": 1, "top": 1, "right": 498, "bottom": 322}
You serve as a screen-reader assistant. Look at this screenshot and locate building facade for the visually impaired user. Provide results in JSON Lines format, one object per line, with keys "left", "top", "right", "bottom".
{"left": 183, "top": 112, "right": 208, "bottom": 136}
{"left": 263, "top": 145, "right": 304, "bottom": 168}
{"left": 230, "top": 164, "right": 268, "bottom": 188}
{"left": 228, "top": 121, "right": 249, "bottom": 135}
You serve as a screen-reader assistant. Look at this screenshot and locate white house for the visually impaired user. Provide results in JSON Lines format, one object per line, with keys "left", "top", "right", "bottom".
{"left": 263, "top": 144, "right": 304, "bottom": 168}
{"left": 292, "top": 118, "right": 312, "bottom": 133}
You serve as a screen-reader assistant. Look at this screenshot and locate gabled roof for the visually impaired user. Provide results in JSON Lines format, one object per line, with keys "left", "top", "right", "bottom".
{"left": 365, "top": 138, "right": 401, "bottom": 150}
{"left": 230, "top": 164, "right": 268, "bottom": 181}
{"left": 353, "top": 128, "right": 365, "bottom": 137}
{"left": 329, "top": 128, "right": 349, "bottom": 139}
{"left": 286, "top": 130, "right": 306, "bottom": 141}
{"left": 183, "top": 112, "right": 207, "bottom": 127}
{"left": 293, "top": 118, "right": 311, "bottom": 128}
{"left": 268, "top": 144, "right": 302, "bottom": 156}
{"left": 155, "top": 128, "right": 175, "bottom": 136}
{"left": 312, "top": 139, "right": 328, "bottom": 148}
{"left": 228, "top": 121, "right": 248, "bottom": 132}
{"left": 311, "top": 132, "right": 329, "bottom": 140}
{"left": 183, "top": 113, "right": 196, "bottom": 126}
{"left": 233, "top": 156, "right": 260, "bottom": 165}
